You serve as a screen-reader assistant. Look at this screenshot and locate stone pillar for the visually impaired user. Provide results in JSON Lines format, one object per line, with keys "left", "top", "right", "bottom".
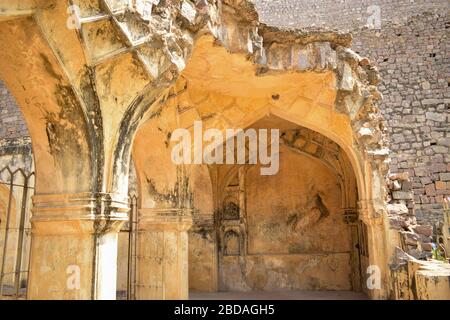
{"left": 358, "top": 199, "right": 390, "bottom": 300}
{"left": 343, "top": 208, "right": 362, "bottom": 292}
{"left": 136, "top": 208, "right": 192, "bottom": 300}
{"left": 27, "top": 193, "right": 128, "bottom": 300}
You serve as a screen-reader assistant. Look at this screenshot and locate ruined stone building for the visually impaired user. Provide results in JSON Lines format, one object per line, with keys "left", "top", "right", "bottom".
{"left": 0, "top": 0, "right": 448, "bottom": 300}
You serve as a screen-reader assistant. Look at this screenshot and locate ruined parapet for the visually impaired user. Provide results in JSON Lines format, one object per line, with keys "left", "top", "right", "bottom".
{"left": 390, "top": 247, "right": 450, "bottom": 300}
{"left": 387, "top": 172, "right": 435, "bottom": 259}
{"left": 387, "top": 171, "right": 450, "bottom": 262}
{"left": 229, "top": 0, "right": 389, "bottom": 173}
{"left": 388, "top": 180, "right": 450, "bottom": 299}
{"left": 439, "top": 197, "right": 450, "bottom": 257}
{"left": 201, "top": 2, "right": 391, "bottom": 212}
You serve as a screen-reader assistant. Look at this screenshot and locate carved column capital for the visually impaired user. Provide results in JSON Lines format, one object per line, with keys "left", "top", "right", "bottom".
{"left": 358, "top": 199, "right": 385, "bottom": 226}
{"left": 343, "top": 208, "right": 358, "bottom": 224}
{"left": 31, "top": 192, "right": 129, "bottom": 234}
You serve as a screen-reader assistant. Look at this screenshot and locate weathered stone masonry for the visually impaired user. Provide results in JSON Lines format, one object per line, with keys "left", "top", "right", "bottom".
{"left": 0, "top": 81, "right": 29, "bottom": 139}
{"left": 255, "top": 0, "right": 450, "bottom": 230}
{"left": 1, "top": 0, "right": 449, "bottom": 228}
{"left": 0, "top": 0, "right": 449, "bottom": 300}
{"left": 2, "top": 0, "right": 448, "bottom": 231}
{"left": 353, "top": 12, "right": 450, "bottom": 228}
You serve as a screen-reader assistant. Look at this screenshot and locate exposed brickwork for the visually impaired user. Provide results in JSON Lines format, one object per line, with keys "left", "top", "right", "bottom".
{"left": 0, "top": 80, "right": 28, "bottom": 139}
{"left": 255, "top": 0, "right": 450, "bottom": 227}
{"left": 352, "top": 12, "right": 449, "bottom": 227}
{"left": 255, "top": 0, "right": 448, "bottom": 31}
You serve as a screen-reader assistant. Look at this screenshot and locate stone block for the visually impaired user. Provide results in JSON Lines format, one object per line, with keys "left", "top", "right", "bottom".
{"left": 425, "top": 112, "right": 445, "bottom": 122}
{"left": 389, "top": 172, "right": 409, "bottom": 180}
{"left": 422, "top": 99, "right": 441, "bottom": 106}
{"left": 414, "top": 225, "right": 433, "bottom": 237}
{"left": 425, "top": 183, "right": 436, "bottom": 196}
{"left": 432, "top": 146, "right": 448, "bottom": 154}
{"left": 420, "top": 242, "right": 433, "bottom": 251}
{"left": 414, "top": 167, "right": 429, "bottom": 177}
{"left": 437, "top": 138, "right": 450, "bottom": 147}
{"left": 387, "top": 203, "right": 408, "bottom": 215}
{"left": 415, "top": 267, "right": 450, "bottom": 300}
{"left": 392, "top": 191, "right": 414, "bottom": 200}
{"left": 401, "top": 181, "right": 413, "bottom": 191}
{"left": 435, "top": 181, "right": 446, "bottom": 190}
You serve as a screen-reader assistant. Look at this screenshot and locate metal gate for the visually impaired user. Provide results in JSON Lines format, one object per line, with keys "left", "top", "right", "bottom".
{"left": 120, "top": 193, "right": 138, "bottom": 300}
{"left": 0, "top": 164, "right": 139, "bottom": 300}
{"left": 0, "top": 166, "right": 34, "bottom": 299}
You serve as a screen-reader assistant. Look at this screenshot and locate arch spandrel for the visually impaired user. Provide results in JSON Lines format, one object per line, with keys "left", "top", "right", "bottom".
{"left": 0, "top": 17, "right": 92, "bottom": 194}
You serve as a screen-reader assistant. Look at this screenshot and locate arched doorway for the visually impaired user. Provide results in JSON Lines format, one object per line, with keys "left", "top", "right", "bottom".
{"left": 186, "top": 116, "right": 369, "bottom": 295}
{"left": 131, "top": 26, "right": 391, "bottom": 298}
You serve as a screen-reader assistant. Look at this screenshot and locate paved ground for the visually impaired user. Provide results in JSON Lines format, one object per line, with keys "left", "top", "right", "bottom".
{"left": 1, "top": 287, "right": 368, "bottom": 300}
{"left": 0, "top": 285, "right": 26, "bottom": 299}
{"left": 190, "top": 290, "right": 368, "bottom": 300}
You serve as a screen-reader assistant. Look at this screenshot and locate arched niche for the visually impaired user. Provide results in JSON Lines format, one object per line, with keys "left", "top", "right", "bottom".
{"left": 207, "top": 117, "right": 363, "bottom": 292}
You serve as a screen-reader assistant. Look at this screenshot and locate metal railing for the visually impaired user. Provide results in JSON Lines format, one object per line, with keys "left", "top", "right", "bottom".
{"left": 0, "top": 164, "right": 139, "bottom": 300}
{"left": 0, "top": 166, "right": 34, "bottom": 299}
{"left": 119, "top": 193, "right": 138, "bottom": 300}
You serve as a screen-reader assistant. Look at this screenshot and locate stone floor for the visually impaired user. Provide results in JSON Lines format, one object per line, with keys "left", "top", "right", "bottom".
{"left": 1, "top": 287, "right": 368, "bottom": 300}
{"left": 0, "top": 285, "right": 26, "bottom": 300}
{"left": 190, "top": 290, "right": 368, "bottom": 300}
